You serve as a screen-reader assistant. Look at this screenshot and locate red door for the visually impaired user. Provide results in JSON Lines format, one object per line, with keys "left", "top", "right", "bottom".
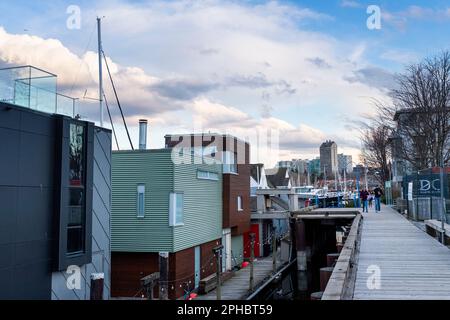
{"left": 243, "top": 224, "right": 260, "bottom": 258}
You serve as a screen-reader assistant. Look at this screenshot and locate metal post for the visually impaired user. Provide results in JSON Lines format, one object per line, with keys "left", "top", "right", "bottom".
{"left": 344, "top": 169, "right": 347, "bottom": 193}
{"left": 364, "top": 159, "right": 369, "bottom": 191}
{"left": 249, "top": 233, "right": 255, "bottom": 291}
{"left": 356, "top": 169, "right": 360, "bottom": 208}
{"left": 159, "top": 252, "right": 169, "bottom": 300}
{"left": 334, "top": 170, "right": 338, "bottom": 192}
{"left": 440, "top": 155, "right": 446, "bottom": 244}
{"left": 213, "top": 245, "right": 223, "bottom": 300}
{"left": 90, "top": 273, "right": 104, "bottom": 300}
{"left": 97, "top": 17, "right": 104, "bottom": 127}
{"left": 272, "top": 226, "right": 277, "bottom": 273}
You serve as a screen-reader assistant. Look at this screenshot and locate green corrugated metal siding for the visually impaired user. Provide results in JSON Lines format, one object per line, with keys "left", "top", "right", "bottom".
{"left": 112, "top": 149, "right": 223, "bottom": 253}
{"left": 173, "top": 158, "right": 223, "bottom": 252}
{"left": 112, "top": 150, "right": 174, "bottom": 252}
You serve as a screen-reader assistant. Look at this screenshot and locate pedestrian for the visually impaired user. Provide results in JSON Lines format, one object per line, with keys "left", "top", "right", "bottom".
{"left": 368, "top": 191, "right": 373, "bottom": 209}
{"left": 373, "top": 185, "right": 384, "bottom": 212}
{"left": 360, "top": 189, "right": 369, "bottom": 213}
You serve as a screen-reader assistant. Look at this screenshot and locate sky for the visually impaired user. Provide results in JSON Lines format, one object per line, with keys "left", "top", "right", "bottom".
{"left": 0, "top": 0, "right": 449, "bottom": 166}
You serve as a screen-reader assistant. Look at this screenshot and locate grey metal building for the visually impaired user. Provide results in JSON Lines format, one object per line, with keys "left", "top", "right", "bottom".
{"left": 0, "top": 66, "right": 111, "bottom": 299}
{"left": 320, "top": 140, "right": 338, "bottom": 178}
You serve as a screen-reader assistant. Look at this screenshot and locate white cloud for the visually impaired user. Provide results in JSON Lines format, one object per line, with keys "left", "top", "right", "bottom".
{"left": 0, "top": 26, "right": 183, "bottom": 121}
{"left": 380, "top": 49, "right": 419, "bottom": 64}
{"left": 340, "top": 1, "right": 362, "bottom": 9}
{"left": 0, "top": 0, "right": 392, "bottom": 165}
{"left": 0, "top": 26, "right": 92, "bottom": 87}
{"left": 382, "top": 5, "right": 450, "bottom": 30}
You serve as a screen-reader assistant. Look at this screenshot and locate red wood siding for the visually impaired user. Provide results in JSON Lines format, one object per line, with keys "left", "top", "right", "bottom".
{"left": 111, "top": 239, "right": 221, "bottom": 299}
{"left": 111, "top": 252, "right": 159, "bottom": 298}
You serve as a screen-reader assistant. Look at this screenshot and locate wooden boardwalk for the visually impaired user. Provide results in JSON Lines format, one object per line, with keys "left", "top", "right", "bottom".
{"left": 354, "top": 205, "right": 450, "bottom": 300}
{"left": 196, "top": 256, "right": 278, "bottom": 300}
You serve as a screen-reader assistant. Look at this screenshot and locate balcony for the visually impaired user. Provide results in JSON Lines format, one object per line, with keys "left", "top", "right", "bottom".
{"left": 0, "top": 65, "right": 76, "bottom": 117}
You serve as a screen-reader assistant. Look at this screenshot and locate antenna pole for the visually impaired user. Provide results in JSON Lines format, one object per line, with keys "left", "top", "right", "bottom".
{"left": 97, "top": 17, "right": 104, "bottom": 127}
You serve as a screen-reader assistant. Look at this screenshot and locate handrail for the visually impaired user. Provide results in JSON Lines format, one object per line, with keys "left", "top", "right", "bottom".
{"left": 321, "top": 213, "right": 363, "bottom": 300}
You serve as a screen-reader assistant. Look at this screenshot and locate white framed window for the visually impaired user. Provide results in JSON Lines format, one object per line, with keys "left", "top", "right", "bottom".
{"left": 169, "top": 192, "right": 184, "bottom": 226}
{"left": 137, "top": 184, "right": 145, "bottom": 218}
{"left": 237, "top": 196, "right": 243, "bottom": 211}
{"left": 197, "top": 170, "right": 219, "bottom": 181}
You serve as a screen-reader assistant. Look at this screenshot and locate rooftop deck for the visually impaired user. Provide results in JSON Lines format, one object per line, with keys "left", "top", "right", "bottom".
{"left": 0, "top": 65, "right": 77, "bottom": 117}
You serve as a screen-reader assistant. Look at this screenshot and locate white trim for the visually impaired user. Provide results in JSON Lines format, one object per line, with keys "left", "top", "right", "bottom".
{"left": 197, "top": 170, "right": 219, "bottom": 181}
{"left": 137, "top": 184, "right": 145, "bottom": 218}
{"left": 169, "top": 192, "right": 184, "bottom": 226}
{"left": 237, "top": 196, "right": 243, "bottom": 211}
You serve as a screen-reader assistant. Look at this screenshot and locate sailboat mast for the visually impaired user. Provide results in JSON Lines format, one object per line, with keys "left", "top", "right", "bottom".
{"left": 97, "top": 17, "right": 104, "bottom": 127}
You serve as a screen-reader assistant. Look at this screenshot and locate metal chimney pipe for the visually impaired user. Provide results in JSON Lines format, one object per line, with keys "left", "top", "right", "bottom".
{"left": 139, "top": 119, "right": 148, "bottom": 150}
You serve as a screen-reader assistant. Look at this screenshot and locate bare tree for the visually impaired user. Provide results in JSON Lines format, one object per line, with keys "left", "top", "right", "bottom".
{"left": 390, "top": 51, "right": 450, "bottom": 169}
{"left": 361, "top": 118, "right": 392, "bottom": 185}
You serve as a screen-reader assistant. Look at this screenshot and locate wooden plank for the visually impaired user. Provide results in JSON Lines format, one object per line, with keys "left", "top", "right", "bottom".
{"left": 353, "top": 206, "right": 450, "bottom": 300}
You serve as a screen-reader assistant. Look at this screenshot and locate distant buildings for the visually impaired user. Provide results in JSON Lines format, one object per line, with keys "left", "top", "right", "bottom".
{"left": 338, "top": 154, "right": 353, "bottom": 174}
{"left": 320, "top": 140, "right": 338, "bottom": 178}
{"left": 277, "top": 160, "right": 293, "bottom": 169}
{"left": 353, "top": 164, "right": 365, "bottom": 178}
{"left": 308, "top": 158, "right": 321, "bottom": 176}
{"left": 292, "top": 159, "right": 309, "bottom": 174}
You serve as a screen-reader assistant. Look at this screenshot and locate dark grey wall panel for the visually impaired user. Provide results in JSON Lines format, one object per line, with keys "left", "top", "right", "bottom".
{"left": 0, "top": 187, "right": 17, "bottom": 245}
{"left": 0, "top": 104, "right": 20, "bottom": 130}
{"left": 19, "top": 132, "right": 55, "bottom": 187}
{"left": 0, "top": 268, "right": 14, "bottom": 299}
{"left": 13, "top": 261, "right": 51, "bottom": 299}
{"left": 16, "top": 187, "right": 53, "bottom": 243}
{"left": 0, "top": 102, "right": 54, "bottom": 299}
{"left": 14, "top": 240, "right": 52, "bottom": 268}
{"left": 20, "top": 110, "right": 55, "bottom": 136}
{"left": 0, "top": 243, "right": 14, "bottom": 270}
{"left": 0, "top": 128, "right": 20, "bottom": 186}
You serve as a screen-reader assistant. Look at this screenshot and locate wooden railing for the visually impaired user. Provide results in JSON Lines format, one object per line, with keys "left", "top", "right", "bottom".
{"left": 321, "top": 213, "right": 363, "bottom": 300}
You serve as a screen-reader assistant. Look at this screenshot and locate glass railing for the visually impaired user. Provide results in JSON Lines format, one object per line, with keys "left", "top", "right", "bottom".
{"left": 0, "top": 65, "right": 76, "bottom": 117}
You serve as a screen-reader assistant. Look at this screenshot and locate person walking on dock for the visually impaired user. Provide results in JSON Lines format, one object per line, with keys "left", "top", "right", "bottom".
{"left": 360, "top": 189, "right": 369, "bottom": 213}
{"left": 368, "top": 191, "right": 374, "bottom": 209}
{"left": 373, "top": 186, "right": 383, "bottom": 212}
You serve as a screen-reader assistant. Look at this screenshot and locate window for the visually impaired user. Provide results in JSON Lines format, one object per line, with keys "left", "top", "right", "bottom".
{"left": 55, "top": 118, "right": 95, "bottom": 271}
{"left": 67, "top": 123, "right": 85, "bottom": 254}
{"left": 137, "top": 184, "right": 146, "bottom": 218}
{"left": 223, "top": 151, "right": 237, "bottom": 174}
{"left": 237, "top": 196, "right": 243, "bottom": 211}
{"left": 169, "top": 192, "right": 184, "bottom": 226}
{"left": 197, "top": 170, "right": 219, "bottom": 181}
